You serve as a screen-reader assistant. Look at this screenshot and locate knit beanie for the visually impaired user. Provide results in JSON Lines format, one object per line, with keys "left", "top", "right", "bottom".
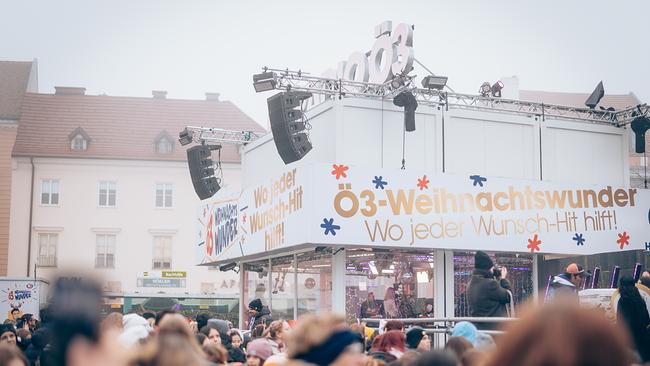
{"left": 405, "top": 327, "right": 425, "bottom": 349}
{"left": 247, "top": 338, "right": 273, "bottom": 361}
{"left": 293, "top": 330, "right": 363, "bottom": 366}
{"left": 0, "top": 324, "right": 16, "bottom": 337}
{"left": 474, "top": 251, "right": 494, "bottom": 270}
{"left": 248, "top": 298, "right": 263, "bottom": 312}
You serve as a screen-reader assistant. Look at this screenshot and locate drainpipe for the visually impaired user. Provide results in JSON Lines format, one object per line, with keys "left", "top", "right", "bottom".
{"left": 26, "top": 157, "right": 35, "bottom": 277}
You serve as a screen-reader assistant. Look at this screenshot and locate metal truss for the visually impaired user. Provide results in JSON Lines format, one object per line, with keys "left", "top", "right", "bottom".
{"left": 184, "top": 126, "right": 261, "bottom": 145}
{"left": 263, "top": 68, "right": 649, "bottom": 126}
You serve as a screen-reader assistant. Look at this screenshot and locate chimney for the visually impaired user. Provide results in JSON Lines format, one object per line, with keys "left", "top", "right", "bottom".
{"left": 152, "top": 90, "right": 167, "bottom": 99}
{"left": 55, "top": 86, "right": 86, "bottom": 96}
{"left": 205, "top": 92, "right": 220, "bottom": 101}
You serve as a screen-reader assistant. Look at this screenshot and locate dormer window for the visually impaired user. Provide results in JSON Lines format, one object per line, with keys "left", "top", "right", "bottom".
{"left": 154, "top": 131, "right": 174, "bottom": 154}
{"left": 68, "top": 127, "right": 91, "bottom": 151}
{"left": 71, "top": 134, "right": 87, "bottom": 150}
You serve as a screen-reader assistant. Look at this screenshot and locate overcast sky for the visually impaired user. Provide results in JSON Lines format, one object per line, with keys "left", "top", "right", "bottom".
{"left": 2, "top": 0, "right": 649, "bottom": 129}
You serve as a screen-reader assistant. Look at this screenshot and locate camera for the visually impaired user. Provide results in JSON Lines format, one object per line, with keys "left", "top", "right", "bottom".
{"left": 493, "top": 266, "right": 503, "bottom": 279}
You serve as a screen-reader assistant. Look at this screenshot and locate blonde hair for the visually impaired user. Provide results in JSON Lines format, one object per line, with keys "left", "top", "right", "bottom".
{"left": 285, "top": 313, "right": 346, "bottom": 358}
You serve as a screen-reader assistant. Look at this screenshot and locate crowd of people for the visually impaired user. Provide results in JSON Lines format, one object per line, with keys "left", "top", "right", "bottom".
{"left": 0, "top": 251, "right": 647, "bottom": 366}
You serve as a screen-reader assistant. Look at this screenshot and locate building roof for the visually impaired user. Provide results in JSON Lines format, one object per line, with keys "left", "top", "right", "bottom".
{"left": 13, "top": 92, "right": 266, "bottom": 163}
{"left": 0, "top": 61, "right": 34, "bottom": 119}
{"left": 519, "top": 90, "right": 641, "bottom": 111}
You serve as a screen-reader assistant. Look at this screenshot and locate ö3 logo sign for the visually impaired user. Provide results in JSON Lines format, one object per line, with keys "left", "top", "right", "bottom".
{"left": 323, "top": 21, "right": 414, "bottom": 84}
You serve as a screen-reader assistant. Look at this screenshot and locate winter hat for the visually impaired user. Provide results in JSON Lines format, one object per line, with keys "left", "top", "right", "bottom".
{"left": 0, "top": 324, "right": 16, "bottom": 337}
{"left": 207, "top": 319, "right": 230, "bottom": 336}
{"left": 405, "top": 327, "right": 425, "bottom": 349}
{"left": 451, "top": 321, "right": 478, "bottom": 346}
{"left": 474, "top": 251, "right": 494, "bottom": 270}
{"left": 247, "top": 338, "right": 274, "bottom": 361}
{"left": 565, "top": 263, "right": 584, "bottom": 276}
{"left": 293, "top": 330, "right": 363, "bottom": 366}
{"left": 249, "top": 298, "right": 263, "bottom": 312}
{"left": 119, "top": 314, "right": 151, "bottom": 347}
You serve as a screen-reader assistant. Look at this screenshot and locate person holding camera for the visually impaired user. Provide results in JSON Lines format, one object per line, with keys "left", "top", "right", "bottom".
{"left": 466, "top": 251, "right": 512, "bottom": 330}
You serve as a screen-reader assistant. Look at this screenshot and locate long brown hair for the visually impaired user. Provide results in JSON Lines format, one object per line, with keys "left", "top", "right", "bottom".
{"left": 482, "top": 301, "right": 632, "bottom": 366}
{"left": 372, "top": 330, "right": 405, "bottom": 353}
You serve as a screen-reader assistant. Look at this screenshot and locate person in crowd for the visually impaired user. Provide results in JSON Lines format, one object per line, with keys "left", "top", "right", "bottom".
{"left": 0, "top": 343, "right": 28, "bottom": 366}
{"left": 444, "top": 336, "right": 473, "bottom": 361}
{"left": 16, "top": 329, "right": 31, "bottom": 350}
{"left": 246, "top": 338, "right": 274, "bottom": 366}
{"left": 466, "top": 251, "right": 511, "bottom": 330}
{"left": 131, "top": 332, "right": 204, "bottom": 366}
{"left": 617, "top": 275, "right": 650, "bottom": 362}
{"left": 202, "top": 342, "right": 228, "bottom": 365}
{"left": 284, "top": 313, "right": 365, "bottom": 366}
{"left": 24, "top": 327, "right": 50, "bottom": 366}
{"left": 251, "top": 324, "right": 266, "bottom": 339}
{"left": 17, "top": 314, "right": 36, "bottom": 333}
{"left": 264, "top": 320, "right": 287, "bottom": 354}
{"left": 383, "top": 320, "right": 404, "bottom": 333}
{"left": 228, "top": 329, "right": 247, "bottom": 363}
{"left": 195, "top": 332, "right": 208, "bottom": 346}
{"left": 9, "top": 308, "right": 21, "bottom": 323}
{"left": 547, "top": 263, "right": 585, "bottom": 300}
{"left": 248, "top": 299, "right": 272, "bottom": 331}
{"left": 450, "top": 321, "right": 477, "bottom": 346}
{"left": 482, "top": 300, "right": 633, "bottom": 366}
{"left": 119, "top": 313, "right": 152, "bottom": 348}
{"left": 229, "top": 329, "right": 243, "bottom": 349}
{"left": 154, "top": 309, "right": 176, "bottom": 329}
{"left": 200, "top": 324, "right": 221, "bottom": 345}
{"left": 640, "top": 270, "right": 650, "bottom": 288}
{"left": 369, "top": 330, "right": 406, "bottom": 362}
{"left": 409, "top": 350, "right": 460, "bottom": 366}
{"left": 360, "top": 292, "right": 385, "bottom": 318}
{"left": 383, "top": 287, "right": 400, "bottom": 318}
{"left": 0, "top": 324, "right": 17, "bottom": 346}
{"left": 101, "top": 312, "right": 124, "bottom": 333}
{"left": 142, "top": 312, "right": 156, "bottom": 328}
{"left": 405, "top": 327, "right": 430, "bottom": 353}
{"left": 420, "top": 302, "right": 434, "bottom": 318}
{"left": 195, "top": 313, "right": 210, "bottom": 331}
{"left": 460, "top": 349, "right": 485, "bottom": 366}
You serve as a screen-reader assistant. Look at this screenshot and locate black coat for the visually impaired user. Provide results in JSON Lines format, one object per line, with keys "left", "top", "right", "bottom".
{"left": 466, "top": 269, "right": 512, "bottom": 330}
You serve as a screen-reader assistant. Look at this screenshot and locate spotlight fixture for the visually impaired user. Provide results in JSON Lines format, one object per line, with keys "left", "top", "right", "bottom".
{"left": 219, "top": 262, "right": 238, "bottom": 273}
{"left": 178, "top": 128, "right": 194, "bottom": 146}
{"left": 393, "top": 91, "right": 418, "bottom": 132}
{"left": 479, "top": 82, "right": 492, "bottom": 97}
{"left": 584, "top": 81, "right": 604, "bottom": 109}
{"left": 315, "top": 246, "right": 329, "bottom": 254}
{"left": 253, "top": 71, "right": 277, "bottom": 93}
{"left": 247, "top": 264, "right": 265, "bottom": 273}
{"left": 491, "top": 80, "right": 504, "bottom": 97}
{"left": 421, "top": 75, "right": 448, "bottom": 90}
{"left": 631, "top": 116, "right": 650, "bottom": 153}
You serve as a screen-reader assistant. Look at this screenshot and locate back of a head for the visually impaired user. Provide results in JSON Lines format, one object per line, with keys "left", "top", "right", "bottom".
{"left": 461, "top": 349, "right": 486, "bottom": 366}
{"left": 158, "top": 314, "right": 193, "bottom": 341}
{"left": 195, "top": 313, "right": 210, "bottom": 330}
{"left": 482, "top": 301, "right": 632, "bottom": 366}
{"left": 444, "top": 336, "right": 473, "bottom": 359}
{"left": 376, "top": 330, "right": 405, "bottom": 353}
{"left": 202, "top": 342, "right": 228, "bottom": 363}
{"left": 154, "top": 310, "right": 176, "bottom": 327}
{"left": 285, "top": 313, "right": 346, "bottom": 358}
{"left": 384, "top": 320, "right": 404, "bottom": 332}
{"left": 411, "top": 350, "right": 460, "bottom": 366}
{"left": 132, "top": 333, "right": 205, "bottom": 366}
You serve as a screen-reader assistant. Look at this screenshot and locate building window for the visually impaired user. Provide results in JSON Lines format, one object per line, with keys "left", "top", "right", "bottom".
{"left": 71, "top": 134, "right": 87, "bottom": 151}
{"left": 95, "top": 234, "right": 116, "bottom": 268}
{"left": 37, "top": 233, "right": 57, "bottom": 267}
{"left": 156, "top": 139, "right": 173, "bottom": 154}
{"left": 153, "top": 236, "right": 172, "bottom": 269}
{"left": 98, "top": 181, "right": 117, "bottom": 207}
{"left": 41, "top": 179, "right": 60, "bottom": 205}
{"left": 155, "top": 183, "right": 173, "bottom": 208}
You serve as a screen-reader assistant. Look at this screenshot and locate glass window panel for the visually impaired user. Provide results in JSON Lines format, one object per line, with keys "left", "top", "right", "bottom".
{"left": 108, "top": 191, "right": 116, "bottom": 206}
{"left": 41, "top": 193, "right": 49, "bottom": 205}
{"left": 242, "top": 260, "right": 270, "bottom": 331}
{"left": 270, "top": 255, "right": 295, "bottom": 321}
{"left": 297, "top": 251, "right": 332, "bottom": 317}
{"left": 51, "top": 192, "right": 59, "bottom": 205}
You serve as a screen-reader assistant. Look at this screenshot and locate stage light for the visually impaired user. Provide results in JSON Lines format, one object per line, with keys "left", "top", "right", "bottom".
{"left": 393, "top": 91, "right": 418, "bottom": 132}
{"left": 491, "top": 80, "right": 504, "bottom": 97}
{"left": 219, "top": 262, "right": 238, "bottom": 272}
{"left": 631, "top": 116, "right": 650, "bottom": 153}
{"left": 585, "top": 81, "right": 604, "bottom": 109}
{"left": 178, "top": 128, "right": 194, "bottom": 146}
{"left": 253, "top": 72, "right": 277, "bottom": 93}
{"left": 421, "top": 75, "right": 448, "bottom": 90}
{"left": 479, "top": 82, "right": 491, "bottom": 97}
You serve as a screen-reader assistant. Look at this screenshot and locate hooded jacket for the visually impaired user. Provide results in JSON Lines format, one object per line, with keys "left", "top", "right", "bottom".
{"left": 250, "top": 306, "right": 272, "bottom": 329}
{"left": 547, "top": 274, "right": 578, "bottom": 300}
{"left": 466, "top": 268, "right": 512, "bottom": 330}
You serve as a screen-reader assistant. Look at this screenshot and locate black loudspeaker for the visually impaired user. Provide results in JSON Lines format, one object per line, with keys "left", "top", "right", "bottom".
{"left": 268, "top": 91, "right": 313, "bottom": 164}
{"left": 631, "top": 116, "right": 650, "bottom": 153}
{"left": 393, "top": 91, "right": 418, "bottom": 132}
{"left": 187, "top": 145, "right": 220, "bottom": 200}
{"left": 584, "top": 81, "right": 604, "bottom": 109}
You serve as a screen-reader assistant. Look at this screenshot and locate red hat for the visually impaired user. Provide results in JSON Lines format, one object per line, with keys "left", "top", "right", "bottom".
{"left": 566, "top": 263, "right": 584, "bottom": 275}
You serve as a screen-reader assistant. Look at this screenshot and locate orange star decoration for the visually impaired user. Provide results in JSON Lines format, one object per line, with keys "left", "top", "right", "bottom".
{"left": 527, "top": 234, "right": 542, "bottom": 253}
{"left": 331, "top": 164, "right": 349, "bottom": 180}
{"left": 417, "top": 175, "right": 430, "bottom": 190}
{"left": 616, "top": 231, "right": 630, "bottom": 249}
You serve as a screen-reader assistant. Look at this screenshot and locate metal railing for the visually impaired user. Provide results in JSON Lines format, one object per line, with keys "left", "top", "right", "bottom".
{"left": 360, "top": 316, "right": 517, "bottom": 336}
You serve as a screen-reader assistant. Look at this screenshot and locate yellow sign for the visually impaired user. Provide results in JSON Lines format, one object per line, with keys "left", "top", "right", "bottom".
{"left": 162, "top": 271, "right": 187, "bottom": 278}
